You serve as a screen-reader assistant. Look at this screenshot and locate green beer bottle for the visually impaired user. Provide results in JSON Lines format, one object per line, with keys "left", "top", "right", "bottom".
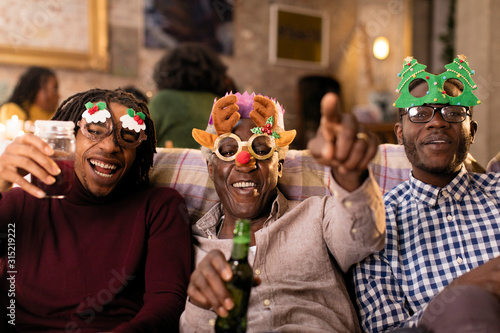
{"left": 215, "top": 219, "right": 253, "bottom": 333}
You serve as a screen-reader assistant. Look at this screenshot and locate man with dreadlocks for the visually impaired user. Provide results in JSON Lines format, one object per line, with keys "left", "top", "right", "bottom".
{"left": 179, "top": 91, "right": 385, "bottom": 332}
{"left": 0, "top": 88, "right": 191, "bottom": 332}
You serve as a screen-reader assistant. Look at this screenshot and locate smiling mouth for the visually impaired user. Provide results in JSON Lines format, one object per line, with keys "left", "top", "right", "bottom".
{"left": 232, "top": 181, "right": 257, "bottom": 188}
{"left": 90, "top": 159, "right": 118, "bottom": 178}
{"left": 426, "top": 140, "right": 447, "bottom": 144}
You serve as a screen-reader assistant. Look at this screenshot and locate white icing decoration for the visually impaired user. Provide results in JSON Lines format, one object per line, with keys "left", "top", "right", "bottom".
{"left": 120, "top": 115, "right": 146, "bottom": 132}
{"left": 82, "top": 109, "right": 111, "bottom": 123}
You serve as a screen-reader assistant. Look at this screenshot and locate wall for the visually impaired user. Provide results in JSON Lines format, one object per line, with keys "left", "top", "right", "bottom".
{"left": 0, "top": 0, "right": 412, "bottom": 148}
{"left": 456, "top": 0, "right": 500, "bottom": 166}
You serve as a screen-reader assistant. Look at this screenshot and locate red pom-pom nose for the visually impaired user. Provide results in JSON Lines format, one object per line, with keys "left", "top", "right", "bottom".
{"left": 236, "top": 150, "right": 251, "bottom": 165}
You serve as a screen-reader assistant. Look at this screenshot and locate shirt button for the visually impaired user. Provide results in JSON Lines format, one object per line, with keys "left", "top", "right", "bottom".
{"left": 255, "top": 268, "right": 261, "bottom": 275}
{"left": 442, "top": 190, "right": 448, "bottom": 196}
{"left": 263, "top": 299, "right": 271, "bottom": 306}
{"left": 208, "top": 235, "right": 213, "bottom": 239}
{"left": 344, "top": 201, "right": 353, "bottom": 208}
{"left": 352, "top": 228, "right": 357, "bottom": 234}
{"left": 454, "top": 194, "right": 461, "bottom": 200}
{"left": 209, "top": 318, "right": 216, "bottom": 326}
{"left": 333, "top": 190, "right": 339, "bottom": 197}
{"left": 447, "top": 215, "right": 453, "bottom": 221}
{"left": 457, "top": 256, "right": 463, "bottom": 264}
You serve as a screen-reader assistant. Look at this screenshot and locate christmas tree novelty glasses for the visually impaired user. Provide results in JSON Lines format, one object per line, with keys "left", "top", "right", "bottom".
{"left": 393, "top": 55, "right": 481, "bottom": 109}
{"left": 213, "top": 133, "right": 276, "bottom": 161}
{"left": 402, "top": 105, "right": 471, "bottom": 123}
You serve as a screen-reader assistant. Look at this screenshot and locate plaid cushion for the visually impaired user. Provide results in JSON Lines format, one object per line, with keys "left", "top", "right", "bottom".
{"left": 0, "top": 140, "right": 482, "bottom": 223}
{"left": 150, "top": 144, "right": 414, "bottom": 223}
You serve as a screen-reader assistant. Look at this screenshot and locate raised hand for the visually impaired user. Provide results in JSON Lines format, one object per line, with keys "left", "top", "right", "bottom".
{"left": 307, "top": 93, "right": 379, "bottom": 191}
{"left": 0, "top": 134, "right": 61, "bottom": 198}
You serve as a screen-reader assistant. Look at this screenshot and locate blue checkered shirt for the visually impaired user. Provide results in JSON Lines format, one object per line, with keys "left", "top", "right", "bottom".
{"left": 353, "top": 167, "right": 500, "bottom": 332}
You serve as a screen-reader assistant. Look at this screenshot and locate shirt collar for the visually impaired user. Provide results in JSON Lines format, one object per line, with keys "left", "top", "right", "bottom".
{"left": 409, "top": 165, "right": 471, "bottom": 207}
{"left": 194, "top": 190, "right": 289, "bottom": 238}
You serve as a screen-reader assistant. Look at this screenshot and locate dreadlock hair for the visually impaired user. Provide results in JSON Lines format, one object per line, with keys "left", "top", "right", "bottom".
{"left": 51, "top": 88, "right": 157, "bottom": 189}
{"left": 7, "top": 66, "right": 56, "bottom": 116}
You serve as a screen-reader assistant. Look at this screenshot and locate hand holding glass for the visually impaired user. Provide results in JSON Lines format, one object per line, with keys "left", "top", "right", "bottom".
{"left": 32, "top": 121, "right": 76, "bottom": 199}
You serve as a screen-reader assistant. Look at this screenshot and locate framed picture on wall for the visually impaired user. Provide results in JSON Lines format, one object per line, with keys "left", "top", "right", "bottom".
{"left": 269, "top": 4, "right": 329, "bottom": 68}
{"left": 0, "top": 0, "right": 109, "bottom": 71}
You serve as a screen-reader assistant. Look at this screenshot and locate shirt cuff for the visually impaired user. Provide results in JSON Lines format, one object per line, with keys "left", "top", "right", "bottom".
{"left": 327, "top": 169, "right": 380, "bottom": 201}
{"left": 180, "top": 299, "right": 218, "bottom": 333}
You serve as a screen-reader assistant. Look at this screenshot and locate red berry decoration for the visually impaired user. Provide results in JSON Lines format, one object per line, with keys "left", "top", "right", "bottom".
{"left": 266, "top": 123, "right": 272, "bottom": 129}
{"left": 261, "top": 127, "right": 266, "bottom": 133}
{"left": 134, "top": 115, "right": 140, "bottom": 121}
{"left": 236, "top": 150, "right": 251, "bottom": 165}
{"left": 89, "top": 105, "right": 99, "bottom": 115}
{"left": 426, "top": 75, "right": 429, "bottom": 79}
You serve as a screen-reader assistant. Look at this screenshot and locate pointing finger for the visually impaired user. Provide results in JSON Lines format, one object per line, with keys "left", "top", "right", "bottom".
{"left": 320, "top": 92, "right": 341, "bottom": 124}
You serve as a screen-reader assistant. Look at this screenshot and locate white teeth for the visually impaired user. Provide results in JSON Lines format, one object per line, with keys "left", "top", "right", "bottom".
{"left": 233, "top": 182, "right": 257, "bottom": 188}
{"left": 94, "top": 170, "right": 113, "bottom": 178}
{"left": 90, "top": 159, "right": 117, "bottom": 170}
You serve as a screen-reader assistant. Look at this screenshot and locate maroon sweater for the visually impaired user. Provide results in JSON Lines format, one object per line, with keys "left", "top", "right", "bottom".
{"left": 0, "top": 179, "right": 192, "bottom": 332}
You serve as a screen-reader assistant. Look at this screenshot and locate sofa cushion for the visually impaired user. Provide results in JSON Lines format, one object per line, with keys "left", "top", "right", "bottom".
{"left": 150, "top": 144, "right": 413, "bottom": 224}
{"left": 0, "top": 140, "right": 482, "bottom": 224}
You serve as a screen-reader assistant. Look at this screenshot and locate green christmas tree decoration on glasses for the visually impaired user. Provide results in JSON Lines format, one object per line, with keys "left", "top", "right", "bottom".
{"left": 393, "top": 55, "right": 481, "bottom": 108}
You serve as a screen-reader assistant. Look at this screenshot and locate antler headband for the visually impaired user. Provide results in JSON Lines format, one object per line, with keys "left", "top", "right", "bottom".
{"left": 192, "top": 91, "right": 296, "bottom": 150}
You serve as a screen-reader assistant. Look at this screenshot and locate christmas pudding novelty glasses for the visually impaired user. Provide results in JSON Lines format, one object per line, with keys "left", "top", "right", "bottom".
{"left": 77, "top": 101, "right": 147, "bottom": 149}
{"left": 393, "top": 54, "right": 481, "bottom": 123}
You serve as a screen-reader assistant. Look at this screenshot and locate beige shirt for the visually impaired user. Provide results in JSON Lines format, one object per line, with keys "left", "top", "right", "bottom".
{"left": 180, "top": 173, "right": 385, "bottom": 333}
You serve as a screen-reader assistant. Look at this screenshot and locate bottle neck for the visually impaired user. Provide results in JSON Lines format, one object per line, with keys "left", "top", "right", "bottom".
{"left": 231, "top": 236, "right": 250, "bottom": 260}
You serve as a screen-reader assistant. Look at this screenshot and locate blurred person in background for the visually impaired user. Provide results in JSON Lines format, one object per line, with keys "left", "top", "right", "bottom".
{"left": 121, "top": 85, "right": 150, "bottom": 104}
{"left": 149, "top": 42, "right": 235, "bottom": 148}
{"left": 0, "top": 66, "right": 60, "bottom": 128}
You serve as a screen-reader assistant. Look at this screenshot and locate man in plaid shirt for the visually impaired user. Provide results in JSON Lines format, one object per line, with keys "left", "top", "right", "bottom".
{"left": 353, "top": 56, "right": 500, "bottom": 333}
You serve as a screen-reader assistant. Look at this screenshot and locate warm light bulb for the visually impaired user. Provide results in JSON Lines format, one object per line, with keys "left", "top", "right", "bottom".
{"left": 373, "top": 36, "right": 390, "bottom": 60}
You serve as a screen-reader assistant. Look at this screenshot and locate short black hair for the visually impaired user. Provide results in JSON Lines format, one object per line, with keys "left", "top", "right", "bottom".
{"left": 120, "top": 86, "right": 149, "bottom": 104}
{"left": 153, "top": 42, "right": 229, "bottom": 95}
{"left": 51, "top": 88, "right": 156, "bottom": 189}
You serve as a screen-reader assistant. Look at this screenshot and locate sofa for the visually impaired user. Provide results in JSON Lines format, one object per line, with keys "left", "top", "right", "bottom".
{"left": 149, "top": 144, "right": 412, "bottom": 224}
{"left": 0, "top": 140, "right": 488, "bottom": 224}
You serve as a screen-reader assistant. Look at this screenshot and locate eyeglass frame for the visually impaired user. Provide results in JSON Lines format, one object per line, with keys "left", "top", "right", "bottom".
{"left": 212, "top": 132, "right": 277, "bottom": 162}
{"left": 400, "top": 105, "right": 471, "bottom": 123}
{"left": 77, "top": 113, "right": 147, "bottom": 150}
